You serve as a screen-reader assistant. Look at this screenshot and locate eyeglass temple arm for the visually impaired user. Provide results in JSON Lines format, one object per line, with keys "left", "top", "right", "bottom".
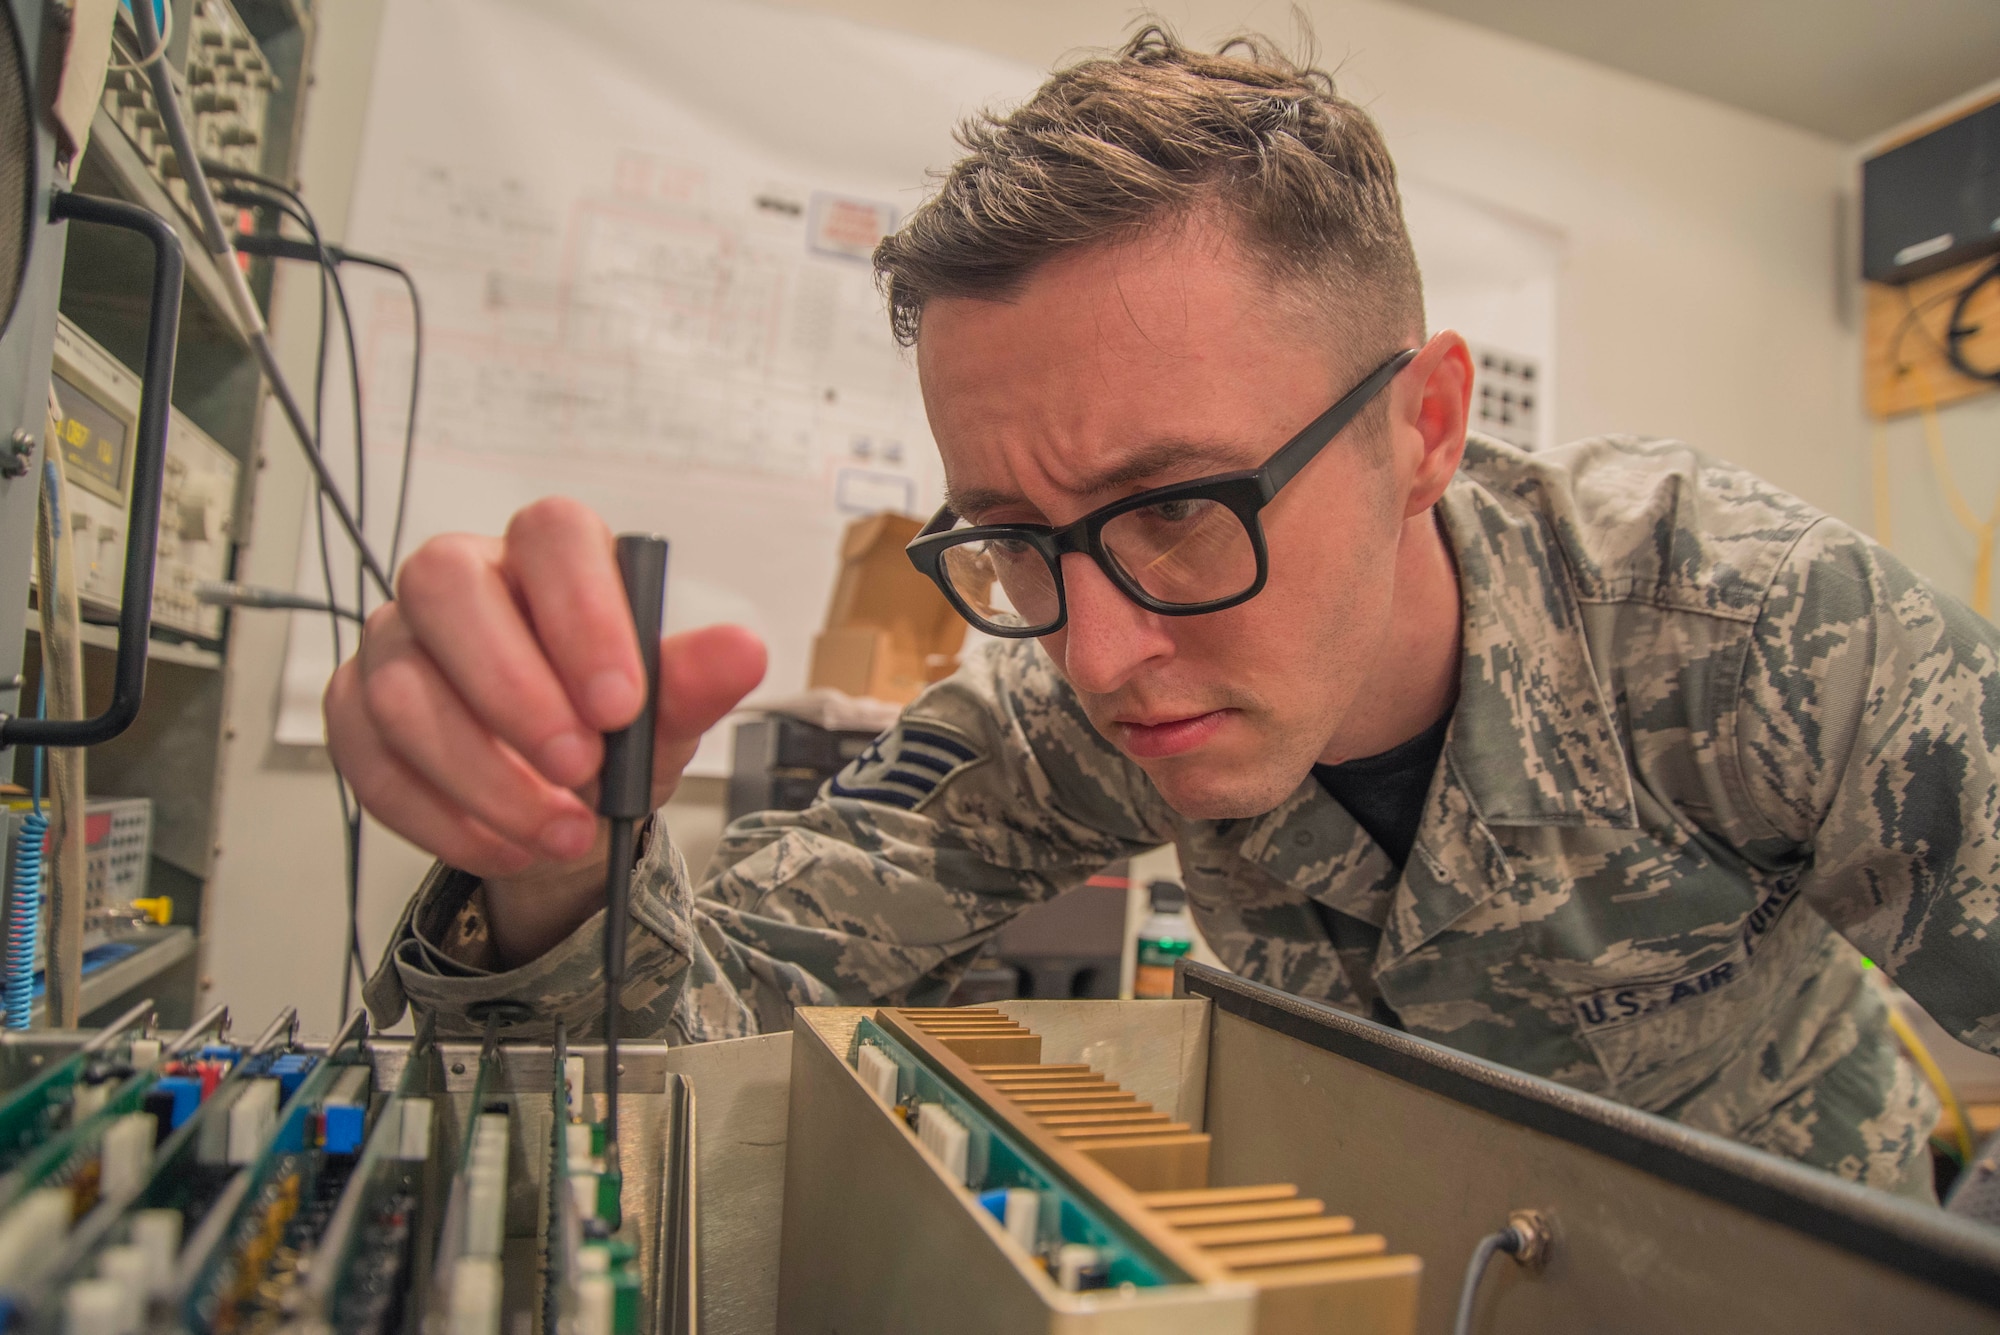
{"left": 1257, "top": 348, "right": 1419, "bottom": 499}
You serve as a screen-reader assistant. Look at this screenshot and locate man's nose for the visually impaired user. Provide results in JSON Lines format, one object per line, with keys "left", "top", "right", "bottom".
{"left": 1053, "top": 552, "right": 1174, "bottom": 694}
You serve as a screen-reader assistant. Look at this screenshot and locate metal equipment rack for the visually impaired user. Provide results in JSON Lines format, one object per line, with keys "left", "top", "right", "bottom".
{"left": 5, "top": 0, "right": 320, "bottom": 1028}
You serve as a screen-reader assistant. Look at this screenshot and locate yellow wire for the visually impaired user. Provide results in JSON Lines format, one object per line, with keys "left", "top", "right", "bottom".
{"left": 1871, "top": 419, "right": 1893, "bottom": 549}
{"left": 1909, "top": 364, "right": 2000, "bottom": 617}
{"left": 1887, "top": 1003, "right": 1976, "bottom": 1162}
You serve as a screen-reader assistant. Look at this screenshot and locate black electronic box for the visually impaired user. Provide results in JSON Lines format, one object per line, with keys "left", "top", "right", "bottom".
{"left": 1862, "top": 97, "right": 2000, "bottom": 284}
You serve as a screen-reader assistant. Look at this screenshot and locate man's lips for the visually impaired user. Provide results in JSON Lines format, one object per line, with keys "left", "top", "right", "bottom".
{"left": 1112, "top": 709, "right": 1233, "bottom": 760}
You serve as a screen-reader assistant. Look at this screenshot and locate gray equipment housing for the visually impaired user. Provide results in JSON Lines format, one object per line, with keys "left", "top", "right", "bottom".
{"left": 770, "top": 965, "right": 2000, "bottom": 1335}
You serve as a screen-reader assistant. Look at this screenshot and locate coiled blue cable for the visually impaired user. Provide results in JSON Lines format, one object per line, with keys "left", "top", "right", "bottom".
{"left": 4, "top": 688, "right": 46, "bottom": 1029}
{"left": 6, "top": 455, "right": 59, "bottom": 1029}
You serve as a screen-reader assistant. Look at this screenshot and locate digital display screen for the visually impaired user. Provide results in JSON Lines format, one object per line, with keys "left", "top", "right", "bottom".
{"left": 52, "top": 371, "right": 131, "bottom": 504}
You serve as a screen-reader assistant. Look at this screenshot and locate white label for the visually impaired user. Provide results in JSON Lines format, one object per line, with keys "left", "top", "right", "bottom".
{"left": 397, "top": 1098, "right": 434, "bottom": 1160}
{"left": 1893, "top": 233, "right": 1954, "bottom": 267}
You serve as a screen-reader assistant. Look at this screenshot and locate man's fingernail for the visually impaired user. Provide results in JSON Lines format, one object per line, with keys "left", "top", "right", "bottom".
{"left": 539, "top": 732, "right": 594, "bottom": 782}
{"left": 539, "top": 815, "right": 597, "bottom": 860}
{"left": 584, "top": 670, "right": 640, "bottom": 725}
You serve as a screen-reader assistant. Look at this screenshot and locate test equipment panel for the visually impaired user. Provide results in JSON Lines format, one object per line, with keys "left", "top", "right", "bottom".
{"left": 38, "top": 317, "right": 238, "bottom": 642}
{"left": 98, "top": 0, "right": 278, "bottom": 224}
{"left": 3, "top": 795, "right": 156, "bottom": 958}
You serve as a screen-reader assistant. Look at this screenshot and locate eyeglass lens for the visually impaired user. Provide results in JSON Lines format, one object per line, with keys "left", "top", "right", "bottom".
{"left": 941, "top": 538, "right": 1058, "bottom": 631}
{"left": 1098, "top": 498, "right": 1257, "bottom": 605}
{"left": 938, "top": 498, "right": 1259, "bottom": 632}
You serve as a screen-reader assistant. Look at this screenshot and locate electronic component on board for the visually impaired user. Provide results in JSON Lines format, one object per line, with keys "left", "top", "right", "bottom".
{"left": 4, "top": 1009, "right": 688, "bottom": 1335}
{"left": 1054, "top": 1243, "right": 1109, "bottom": 1292}
{"left": 979, "top": 1187, "right": 1042, "bottom": 1255}
{"left": 915, "top": 1103, "right": 971, "bottom": 1185}
{"left": 856, "top": 1042, "right": 898, "bottom": 1106}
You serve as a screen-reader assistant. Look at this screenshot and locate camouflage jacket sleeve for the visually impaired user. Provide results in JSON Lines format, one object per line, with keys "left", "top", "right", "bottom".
{"left": 1736, "top": 516, "right": 2000, "bottom": 1050}
{"left": 363, "top": 640, "right": 1174, "bottom": 1041}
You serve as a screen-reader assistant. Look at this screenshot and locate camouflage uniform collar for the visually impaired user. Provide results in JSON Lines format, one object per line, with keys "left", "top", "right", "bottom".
{"left": 1342, "top": 456, "right": 1646, "bottom": 963}
{"left": 1233, "top": 457, "right": 1640, "bottom": 940}
{"left": 1431, "top": 455, "right": 1640, "bottom": 833}
{"left": 1235, "top": 779, "right": 1401, "bottom": 927}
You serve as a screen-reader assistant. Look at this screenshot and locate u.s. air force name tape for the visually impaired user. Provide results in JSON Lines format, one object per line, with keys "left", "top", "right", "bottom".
{"left": 1572, "top": 957, "right": 1742, "bottom": 1034}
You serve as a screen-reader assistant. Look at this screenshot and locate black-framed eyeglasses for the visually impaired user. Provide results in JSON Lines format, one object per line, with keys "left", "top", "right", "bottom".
{"left": 906, "top": 347, "right": 1418, "bottom": 638}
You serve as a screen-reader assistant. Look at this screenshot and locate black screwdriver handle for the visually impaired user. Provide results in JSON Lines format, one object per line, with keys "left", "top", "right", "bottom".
{"left": 599, "top": 534, "right": 668, "bottom": 819}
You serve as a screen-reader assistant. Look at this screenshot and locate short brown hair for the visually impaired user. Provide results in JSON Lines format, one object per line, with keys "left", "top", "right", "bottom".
{"left": 873, "top": 26, "right": 1424, "bottom": 362}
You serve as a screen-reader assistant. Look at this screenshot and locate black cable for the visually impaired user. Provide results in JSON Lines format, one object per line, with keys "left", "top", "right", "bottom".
{"left": 195, "top": 581, "right": 364, "bottom": 622}
{"left": 232, "top": 236, "right": 426, "bottom": 577}
{"left": 216, "top": 186, "right": 369, "bottom": 606}
{"left": 1947, "top": 256, "right": 2000, "bottom": 385}
{"left": 248, "top": 191, "right": 341, "bottom": 672}
{"left": 222, "top": 185, "right": 429, "bottom": 1019}
{"left": 352, "top": 256, "right": 423, "bottom": 574}
{"left": 1892, "top": 283, "right": 1962, "bottom": 372}
{"left": 220, "top": 180, "right": 374, "bottom": 1017}
{"left": 1892, "top": 263, "right": 2000, "bottom": 386}
{"left": 208, "top": 161, "right": 422, "bottom": 560}
{"left": 298, "top": 215, "right": 361, "bottom": 1020}
{"left": 297, "top": 206, "right": 363, "bottom": 1019}
{"left": 127, "top": 0, "right": 391, "bottom": 600}
{"left": 216, "top": 188, "right": 348, "bottom": 620}
{"left": 127, "top": 0, "right": 390, "bottom": 1013}
{"left": 202, "top": 162, "right": 312, "bottom": 213}
{"left": 1453, "top": 1226, "right": 1525, "bottom": 1335}
{"left": 222, "top": 185, "right": 427, "bottom": 594}
{"left": 212, "top": 181, "right": 367, "bottom": 523}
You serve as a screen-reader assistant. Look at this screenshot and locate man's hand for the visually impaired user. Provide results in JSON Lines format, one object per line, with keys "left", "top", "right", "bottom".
{"left": 324, "top": 497, "right": 767, "bottom": 965}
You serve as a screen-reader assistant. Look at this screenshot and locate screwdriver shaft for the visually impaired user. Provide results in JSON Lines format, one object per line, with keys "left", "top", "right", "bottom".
{"left": 597, "top": 534, "right": 668, "bottom": 1213}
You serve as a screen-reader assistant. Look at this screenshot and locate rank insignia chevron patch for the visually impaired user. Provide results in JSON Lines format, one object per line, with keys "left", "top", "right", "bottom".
{"left": 826, "top": 720, "right": 983, "bottom": 811}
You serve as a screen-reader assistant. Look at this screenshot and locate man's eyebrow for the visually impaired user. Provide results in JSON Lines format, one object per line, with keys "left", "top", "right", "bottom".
{"left": 944, "top": 439, "right": 1250, "bottom": 521}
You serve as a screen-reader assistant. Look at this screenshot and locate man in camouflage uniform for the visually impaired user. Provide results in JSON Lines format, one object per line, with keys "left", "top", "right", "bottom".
{"left": 332, "top": 33, "right": 1997, "bottom": 1202}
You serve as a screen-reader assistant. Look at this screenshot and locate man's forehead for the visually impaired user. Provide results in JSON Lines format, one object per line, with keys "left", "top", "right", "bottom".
{"left": 914, "top": 223, "right": 1352, "bottom": 519}
{"left": 941, "top": 435, "right": 1258, "bottom": 520}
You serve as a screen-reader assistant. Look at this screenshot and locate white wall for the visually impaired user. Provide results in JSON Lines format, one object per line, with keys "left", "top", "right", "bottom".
{"left": 1879, "top": 395, "right": 2000, "bottom": 610}
{"left": 205, "top": 0, "right": 1870, "bottom": 1035}
{"left": 777, "top": 0, "right": 1865, "bottom": 519}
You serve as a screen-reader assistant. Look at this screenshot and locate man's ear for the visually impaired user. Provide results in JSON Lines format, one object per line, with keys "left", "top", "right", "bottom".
{"left": 1401, "top": 331, "right": 1473, "bottom": 517}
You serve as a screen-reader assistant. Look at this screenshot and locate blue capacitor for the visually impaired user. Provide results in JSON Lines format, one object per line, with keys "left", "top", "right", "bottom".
{"left": 149, "top": 1075, "right": 202, "bottom": 1130}
{"left": 271, "top": 1053, "right": 317, "bottom": 1101}
{"left": 321, "top": 1102, "right": 366, "bottom": 1155}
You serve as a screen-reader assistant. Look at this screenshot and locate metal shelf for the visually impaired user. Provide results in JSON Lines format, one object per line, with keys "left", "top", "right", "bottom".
{"left": 24, "top": 612, "right": 223, "bottom": 670}
{"left": 31, "top": 925, "right": 197, "bottom": 1025}
{"left": 79, "top": 107, "right": 254, "bottom": 349}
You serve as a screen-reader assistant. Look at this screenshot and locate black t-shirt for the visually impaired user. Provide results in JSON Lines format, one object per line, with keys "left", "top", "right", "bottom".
{"left": 1308, "top": 710, "right": 1453, "bottom": 1029}
{"left": 1311, "top": 710, "right": 1453, "bottom": 870}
